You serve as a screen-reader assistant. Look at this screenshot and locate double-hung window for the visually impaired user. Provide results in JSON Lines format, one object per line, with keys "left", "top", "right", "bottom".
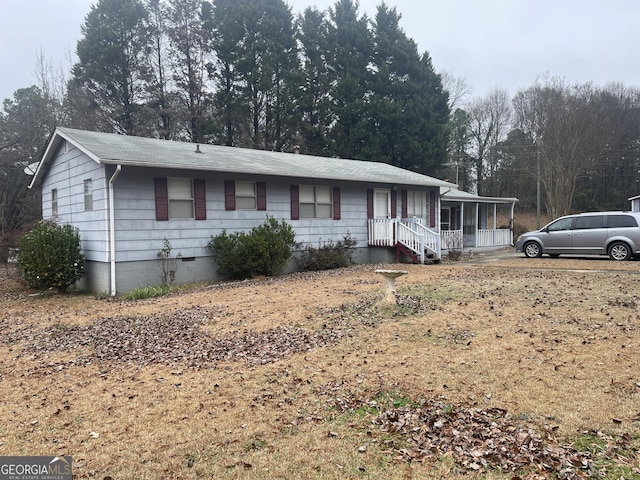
{"left": 236, "top": 181, "right": 257, "bottom": 210}
{"left": 406, "top": 190, "right": 427, "bottom": 224}
{"left": 155, "top": 177, "right": 206, "bottom": 221}
{"left": 224, "top": 180, "right": 266, "bottom": 211}
{"left": 291, "top": 185, "right": 340, "bottom": 220}
{"left": 300, "top": 185, "right": 333, "bottom": 218}
{"left": 168, "top": 177, "right": 194, "bottom": 219}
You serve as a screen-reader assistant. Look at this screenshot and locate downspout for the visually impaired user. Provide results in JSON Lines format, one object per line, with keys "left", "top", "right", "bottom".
{"left": 108, "top": 165, "right": 122, "bottom": 296}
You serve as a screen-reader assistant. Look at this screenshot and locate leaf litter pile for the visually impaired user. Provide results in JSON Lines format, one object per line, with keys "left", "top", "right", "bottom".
{"left": 2, "top": 259, "right": 640, "bottom": 478}
{"left": 9, "top": 311, "right": 335, "bottom": 370}
{"left": 326, "top": 389, "right": 635, "bottom": 479}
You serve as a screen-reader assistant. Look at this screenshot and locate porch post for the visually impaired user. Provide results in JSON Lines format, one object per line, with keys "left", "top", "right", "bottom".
{"left": 510, "top": 201, "right": 515, "bottom": 245}
{"left": 475, "top": 203, "right": 479, "bottom": 248}
{"left": 460, "top": 202, "right": 464, "bottom": 247}
{"left": 493, "top": 203, "right": 497, "bottom": 229}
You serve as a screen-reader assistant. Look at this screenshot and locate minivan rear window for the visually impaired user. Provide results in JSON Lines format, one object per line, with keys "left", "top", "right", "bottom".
{"left": 574, "top": 215, "right": 605, "bottom": 229}
{"left": 607, "top": 215, "right": 638, "bottom": 228}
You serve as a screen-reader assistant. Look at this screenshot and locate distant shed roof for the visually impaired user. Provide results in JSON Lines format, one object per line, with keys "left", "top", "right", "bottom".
{"left": 30, "top": 127, "right": 457, "bottom": 189}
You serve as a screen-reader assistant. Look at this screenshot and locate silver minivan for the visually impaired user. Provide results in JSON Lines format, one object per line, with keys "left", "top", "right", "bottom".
{"left": 515, "top": 211, "right": 640, "bottom": 261}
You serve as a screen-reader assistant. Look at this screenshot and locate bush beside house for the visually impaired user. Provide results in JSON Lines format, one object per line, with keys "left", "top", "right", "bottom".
{"left": 208, "top": 216, "right": 296, "bottom": 280}
{"left": 17, "top": 220, "right": 85, "bottom": 292}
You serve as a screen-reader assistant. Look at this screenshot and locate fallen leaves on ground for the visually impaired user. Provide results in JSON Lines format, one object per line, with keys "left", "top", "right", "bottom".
{"left": 4, "top": 289, "right": 434, "bottom": 375}
{"left": 6, "top": 309, "right": 348, "bottom": 372}
{"left": 325, "top": 389, "right": 637, "bottom": 479}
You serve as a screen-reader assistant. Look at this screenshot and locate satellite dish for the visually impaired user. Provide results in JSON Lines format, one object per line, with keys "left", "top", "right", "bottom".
{"left": 24, "top": 162, "right": 39, "bottom": 176}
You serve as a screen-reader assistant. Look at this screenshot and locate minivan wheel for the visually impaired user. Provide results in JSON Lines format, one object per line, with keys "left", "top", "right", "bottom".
{"left": 523, "top": 241, "right": 542, "bottom": 258}
{"left": 608, "top": 242, "right": 631, "bottom": 261}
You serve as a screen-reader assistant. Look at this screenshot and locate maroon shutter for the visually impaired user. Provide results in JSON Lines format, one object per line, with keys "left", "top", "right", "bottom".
{"left": 367, "top": 188, "right": 374, "bottom": 219}
{"left": 257, "top": 182, "right": 267, "bottom": 211}
{"left": 429, "top": 191, "right": 436, "bottom": 228}
{"left": 224, "top": 180, "right": 235, "bottom": 211}
{"left": 401, "top": 190, "right": 408, "bottom": 218}
{"left": 290, "top": 185, "right": 299, "bottom": 220}
{"left": 155, "top": 177, "right": 169, "bottom": 221}
{"left": 194, "top": 179, "right": 206, "bottom": 220}
{"left": 332, "top": 187, "right": 341, "bottom": 220}
{"left": 390, "top": 189, "right": 397, "bottom": 218}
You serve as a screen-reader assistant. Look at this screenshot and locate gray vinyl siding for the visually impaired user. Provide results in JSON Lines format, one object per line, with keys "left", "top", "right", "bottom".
{"left": 40, "top": 143, "right": 108, "bottom": 262}
{"left": 37, "top": 148, "right": 438, "bottom": 293}
{"left": 111, "top": 167, "right": 373, "bottom": 262}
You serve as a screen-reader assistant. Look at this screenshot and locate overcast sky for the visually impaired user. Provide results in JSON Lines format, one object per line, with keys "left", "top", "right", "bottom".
{"left": 2, "top": 0, "right": 639, "bottom": 105}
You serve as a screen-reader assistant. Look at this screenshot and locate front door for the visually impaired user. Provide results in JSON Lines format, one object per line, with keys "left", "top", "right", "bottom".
{"left": 374, "top": 189, "right": 390, "bottom": 219}
{"left": 373, "top": 189, "right": 393, "bottom": 242}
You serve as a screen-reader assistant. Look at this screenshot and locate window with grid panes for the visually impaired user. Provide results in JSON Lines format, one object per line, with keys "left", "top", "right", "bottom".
{"left": 300, "top": 185, "right": 332, "bottom": 218}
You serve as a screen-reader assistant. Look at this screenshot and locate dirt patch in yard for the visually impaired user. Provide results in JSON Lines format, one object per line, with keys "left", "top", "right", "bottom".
{"left": 1, "top": 252, "right": 639, "bottom": 479}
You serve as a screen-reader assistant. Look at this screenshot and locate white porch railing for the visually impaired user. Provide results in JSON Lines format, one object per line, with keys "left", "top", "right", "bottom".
{"left": 397, "top": 221, "right": 425, "bottom": 263}
{"left": 367, "top": 218, "right": 396, "bottom": 246}
{"left": 477, "top": 228, "right": 513, "bottom": 247}
{"left": 367, "top": 220, "right": 511, "bottom": 260}
{"left": 441, "top": 230, "right": 463, "bottom": 250}
{"left": 367, "top": 218, "right": 441, "bottom": 262}
{"left": 402, "top": 218, "right": 440, "bottom": 259}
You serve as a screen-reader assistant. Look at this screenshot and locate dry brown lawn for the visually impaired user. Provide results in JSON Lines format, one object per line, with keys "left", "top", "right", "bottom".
{"left": 1, "top": 252, "right": 639, "bottom": 479}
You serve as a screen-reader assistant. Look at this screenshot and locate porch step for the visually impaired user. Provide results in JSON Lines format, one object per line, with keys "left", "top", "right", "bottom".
{"left": 396, "top": 244, "right": 421, "bottom": 264}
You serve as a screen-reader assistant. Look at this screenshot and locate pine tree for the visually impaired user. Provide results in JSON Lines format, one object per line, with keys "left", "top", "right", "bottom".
{"left": 70, "top": 0, "right": 151, "bottom": 134}
{"left": 296, "top": 7, "right": 334, "bottom": 156}
{"left": 210, "top": 0, "right": 299, "bottom": 150}
{"left": 363, "top": 4, "right": 450, "bottom": 173}
{"left": 165, "top": 0, "right": 213, "bottom": 142}
{"left": 327, "top": 0, "right": 373, "bottom": 159}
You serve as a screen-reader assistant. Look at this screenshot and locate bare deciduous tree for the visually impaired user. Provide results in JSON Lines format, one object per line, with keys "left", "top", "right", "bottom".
{"left": 466, "top": 88, "right": 512, "bottom": 195}
{"left": 440, "top": 70, "right": 472, "bottom": 110}
{"left": 514, "top": 77, "right": 614, "bottom": 218}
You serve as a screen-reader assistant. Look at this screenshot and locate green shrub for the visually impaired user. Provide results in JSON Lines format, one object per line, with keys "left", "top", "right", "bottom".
{"left": 17, "top": 220, "right": 85, "bottom": 292}
{"left": 121, "top": 284, "right": 172, "bottom": 300}
{"left": 208, "top": 216, "right": 296, "bottom": 280}
{"left": 298, "top": 234, "right": 357, "bottom": 271}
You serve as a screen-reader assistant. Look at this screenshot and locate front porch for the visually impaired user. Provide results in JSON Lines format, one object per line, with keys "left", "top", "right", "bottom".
{"left": 441, "top": 228, "right": 513, "bottom": 250}
{"left": 367, "top": 218, "right": 514, "bottom": 263}
{"left": 441, "top": 188, "right": 517, "bottom": 252}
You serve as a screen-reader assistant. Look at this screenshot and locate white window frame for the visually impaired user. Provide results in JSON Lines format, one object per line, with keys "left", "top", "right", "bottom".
{"left": 168, "top": 177, "right": 194, "bottom": 219}
{"left": 300, "top": 185, "right": 333, "bottom": 218}
{"left": 51, "top": 188, "right": 58, "bottom": 216}
{"left": 236, "top": 181, "right": 257, "bottom": 210}
{"left": 84, "top": 179, "right": 93, "bottom": 211}
{"left": 407, "top": 190, "right": 427, "bottom": 223}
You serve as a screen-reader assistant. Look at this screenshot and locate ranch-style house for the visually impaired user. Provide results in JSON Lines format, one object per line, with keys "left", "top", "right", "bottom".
{"left": 29, "top": 128, "right": 517, "bottom": 294}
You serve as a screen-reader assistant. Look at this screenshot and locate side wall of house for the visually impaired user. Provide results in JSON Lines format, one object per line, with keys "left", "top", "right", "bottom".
{"left": 109, "top": 167, "right": 400, "bottom": 292}
{"left": 40, "top": 143, "right": 109, "bottom": 293}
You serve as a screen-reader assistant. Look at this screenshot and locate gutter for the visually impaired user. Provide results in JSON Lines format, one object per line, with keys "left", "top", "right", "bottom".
{"left": 108, "top": 165, "right": 122, "bottom": 296}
